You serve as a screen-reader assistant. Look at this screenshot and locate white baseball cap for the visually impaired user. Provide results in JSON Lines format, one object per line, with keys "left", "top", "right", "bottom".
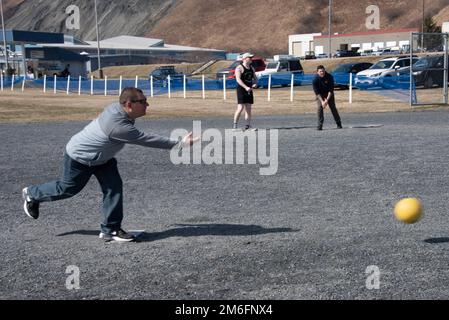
{"left": 241, "top": 52, "right": 254, "bottom": 59}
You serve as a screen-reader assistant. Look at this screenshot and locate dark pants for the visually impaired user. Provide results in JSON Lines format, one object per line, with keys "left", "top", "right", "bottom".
{"left": 317, "top": 97, "right": 341, "bottom": 128}
{"left": 27, "top": 153, "right": 123, "bottom": 234}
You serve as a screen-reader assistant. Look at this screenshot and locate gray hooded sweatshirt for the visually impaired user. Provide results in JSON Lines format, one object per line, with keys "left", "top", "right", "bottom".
{"left": 66, "top": 102, "right": 179, "bottom": 166}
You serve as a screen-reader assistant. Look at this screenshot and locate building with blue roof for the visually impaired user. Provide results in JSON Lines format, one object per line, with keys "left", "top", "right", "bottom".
{"left": 0, "top": 30, "right": 226, "bottom": 78}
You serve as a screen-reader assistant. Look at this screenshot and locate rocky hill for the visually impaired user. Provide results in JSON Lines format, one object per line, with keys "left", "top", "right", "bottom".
{"left": 3, "top": 0, "right": 179, "bottom": 41}
{"left": 4, "top": 0, "right": 449, "bottom": 55}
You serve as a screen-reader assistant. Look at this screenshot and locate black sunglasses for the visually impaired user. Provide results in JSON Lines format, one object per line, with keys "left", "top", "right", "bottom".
{"left": 130, "top": 98, "right": 147, "bottom": 104}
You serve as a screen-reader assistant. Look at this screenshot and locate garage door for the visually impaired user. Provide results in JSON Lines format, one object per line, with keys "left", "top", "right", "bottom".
{"left": 292, "top": 42, "right": 303, "bottom": 57}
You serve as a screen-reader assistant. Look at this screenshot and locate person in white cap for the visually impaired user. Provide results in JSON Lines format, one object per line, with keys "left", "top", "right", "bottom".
{"left": 233, "top": 53, "right": 258, "bottom": 131}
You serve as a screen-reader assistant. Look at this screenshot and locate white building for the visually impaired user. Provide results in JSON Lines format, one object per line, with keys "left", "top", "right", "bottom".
{"left": 288, "top": 33, "right": 322, "bottom": 57}
{"left": 289, "top": 29, "right": 418, "bottom": 57}
{"left": 443, "top": 22, "right": 449, "bottom": 33}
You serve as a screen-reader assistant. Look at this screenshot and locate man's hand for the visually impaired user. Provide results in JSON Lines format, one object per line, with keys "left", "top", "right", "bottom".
{"left": 252, "top": 84, "right": 258, "bottom": 89}
{"left": 246, "top": 86, "right": 252, "bottom": 92}
{"left": 322, "top": 99, "right": 329, "bottom": 109}
{"left": 182, "top": 132, "right": 200, "bottom": 147}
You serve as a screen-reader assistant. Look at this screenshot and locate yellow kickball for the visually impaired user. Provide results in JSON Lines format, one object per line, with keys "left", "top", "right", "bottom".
{"left": 394, "top": 198, "right": 423, "bottom": 224}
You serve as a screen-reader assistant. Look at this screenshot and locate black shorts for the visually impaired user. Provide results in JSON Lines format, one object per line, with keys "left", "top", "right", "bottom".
{"left": 237, "top": 86, "right": 254, "bottom": 105}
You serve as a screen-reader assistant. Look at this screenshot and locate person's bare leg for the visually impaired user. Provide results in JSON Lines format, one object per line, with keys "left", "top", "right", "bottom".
{"left": 233, "top": 104, "right": 245, "bottom": 128}
{"left": 244, "top": 104, "right": 252, "bottom": 129}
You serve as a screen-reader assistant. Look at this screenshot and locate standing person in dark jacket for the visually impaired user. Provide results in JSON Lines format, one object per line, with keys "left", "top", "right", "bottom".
{"left": 22, "top": 87, "right": 198, "bottom": 242}
{"left": 233, "top": 52, "right": 258, "bottom": 131}
{"left": 312, "top": 65, "right": 342, "bottom": 130}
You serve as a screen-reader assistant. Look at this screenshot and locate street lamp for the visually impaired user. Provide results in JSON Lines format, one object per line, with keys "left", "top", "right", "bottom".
{"left": 94, "top": 0, "right": 103, "bottom": 78}
{"left": 0, "top": 0, "right": 9, "bottom": 73}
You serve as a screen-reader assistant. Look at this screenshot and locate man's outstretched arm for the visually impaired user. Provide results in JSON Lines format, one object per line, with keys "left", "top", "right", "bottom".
{"left": 110, "top": 124, "right": 198, "bottom": 149}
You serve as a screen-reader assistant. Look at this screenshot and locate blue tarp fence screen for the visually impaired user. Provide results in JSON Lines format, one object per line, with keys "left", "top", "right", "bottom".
{"left": 30, "top": 72, "right": 414, "bottom": 103}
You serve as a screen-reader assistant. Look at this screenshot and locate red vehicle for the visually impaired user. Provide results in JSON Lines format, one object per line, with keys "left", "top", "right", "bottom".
{"left": 216, "top": 56, "right": 266, "bottom": 79}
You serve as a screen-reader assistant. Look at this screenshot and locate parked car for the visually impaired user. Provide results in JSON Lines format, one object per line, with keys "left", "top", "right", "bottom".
{"left": 150, "top": 65, "right": 183, "bottom": 79}
{"left": 360, "top": 49, "right": 374, "bottom": 56}
{"left": 379, "top": 47, "right": 401, "bottom": 56}
{"left": 316, "top": 53, "right": 329, "bottom": 59}
{"left": 333, "top": 50, "right": 360, "bottom": 58}
{"left": 331, "top": 62, "right": 373, "bottom": 88}
{"left": 371, "top": 47, "right": 401, "bottom": 57}
{"left": 149, "top": 66, "right": 186, "bottom": 87}
{"left": 355, "top": 56, "right": 419, "bottom": 88}
{"left": 255, "top": 58, "right": 303, "bottom": 88}
{"left": 397, "top": 55, "right": 449, "bottom": 88}
{"left": 333, "top": 62, "right": 373, "bottom": 74}
{"left": 413, "top": 55, "right": 448, "bottom": 88}
{"left": 304, "top": 51, "right": 316, "bottom": 60}
{"left": 381, "top": 58, "right": 420, "bottom": 77}
{"left": 216, "top": 57, "right": 266, "bottom": 79}
{"left": 255, "top": 58, "right": 303, "bottom": 78}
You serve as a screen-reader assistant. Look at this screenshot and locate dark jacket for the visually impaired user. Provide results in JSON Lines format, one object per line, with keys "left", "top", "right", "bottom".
{"left": 312, "top": 72, "right": 334, "bottom": 98}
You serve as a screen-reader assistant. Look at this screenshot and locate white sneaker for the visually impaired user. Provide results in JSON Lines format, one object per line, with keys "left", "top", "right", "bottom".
{"left": 99, "top": 229, "right": 136, "bottom": 242}
{"left": 22, "top": 187, "right": 39, "bottom": 219}
{"left": 244, "top": 125, "right": 257, "bottom": 131}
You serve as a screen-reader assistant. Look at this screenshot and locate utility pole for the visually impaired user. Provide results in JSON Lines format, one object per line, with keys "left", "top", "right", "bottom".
{"left": 94, "top": 0, "right": 103, "bottom": 78}
{"left": 0, "top": 0, "right": 9, "bottom": 73}
{"left": 328, "top": 0, "right": 332, "bottom": 59}
{"left": 421, "top": 0, "right": 425, "bottom": 52}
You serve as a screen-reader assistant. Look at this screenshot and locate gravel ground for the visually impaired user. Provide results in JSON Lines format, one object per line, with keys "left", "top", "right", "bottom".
{"left": 2, "top": 110, "right": 449, "bottom": 300}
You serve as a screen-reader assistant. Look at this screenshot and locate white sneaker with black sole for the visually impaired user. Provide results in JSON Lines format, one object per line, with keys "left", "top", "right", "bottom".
{"left": 244, "top": 125, "right": 257, "bottom": 131}
{"left": 99, "top": 229, "right": 136, "bottom": 242}
{"left": 22, "top": 187, "right": 39, "bottom": 219}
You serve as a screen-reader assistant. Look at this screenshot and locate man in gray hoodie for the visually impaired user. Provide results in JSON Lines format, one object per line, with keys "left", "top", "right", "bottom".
{"left": 22, "top": 87, "right": 196, "bottom": 242}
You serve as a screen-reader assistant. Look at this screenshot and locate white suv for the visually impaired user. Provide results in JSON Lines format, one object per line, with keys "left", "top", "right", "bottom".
{"left": 355, "top": 56, "right": 418, "bottom": 87}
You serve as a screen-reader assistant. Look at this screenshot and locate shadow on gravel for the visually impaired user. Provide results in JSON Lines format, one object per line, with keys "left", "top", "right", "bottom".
{"left": 268, "top": 124, "right": 383, "bottom": 131}
{"left": 269, "top": 126, "right": 314, "bottom": 130}
{"left": 57, "top": 230, "right": 99, "bottom": 236}
{"left": 424, "top": 237, "right": 449, "bottom": 244}
{"left": 57, "top": 224, "right": 298, "bottom": 242}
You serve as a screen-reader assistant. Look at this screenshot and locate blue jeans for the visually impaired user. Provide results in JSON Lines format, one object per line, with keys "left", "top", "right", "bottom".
{"left": 27, "top": 153, "right": 123, "bottom": 234}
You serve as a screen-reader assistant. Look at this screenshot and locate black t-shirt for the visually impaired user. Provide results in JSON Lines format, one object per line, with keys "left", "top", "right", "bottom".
{"left": 313, "top": 72, "right": 334, "bottom": 98}
{"left": 238, "top": 63, "right": 255, "bottom": 88}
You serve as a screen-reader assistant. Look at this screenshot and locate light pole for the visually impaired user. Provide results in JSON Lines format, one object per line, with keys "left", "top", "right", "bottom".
{"left": 94, "top": 0, "right": 103, "bottom": 78}
{"left": 328, "top": 0, "right": 332, "bottom": 59}
{"left": 0, "top": 0, "right": 9, "bottom": 73}
{"left": 421, "top": 0, "right": 425, "bottom": 52}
